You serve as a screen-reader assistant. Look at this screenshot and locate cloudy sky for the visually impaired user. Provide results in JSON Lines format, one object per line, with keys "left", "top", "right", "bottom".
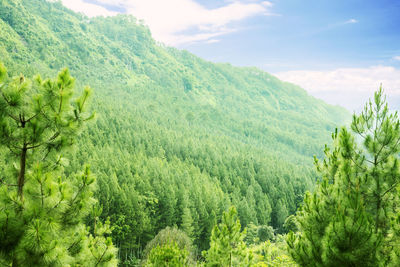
{"left": 61, "top": 0, "right": 400, "bottom": 111}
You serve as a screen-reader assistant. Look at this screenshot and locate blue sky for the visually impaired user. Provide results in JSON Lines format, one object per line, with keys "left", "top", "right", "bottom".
{"left": 186, "top": 0, "right": 400, "bottom": 71}
{"left": 62, "top": 0, "right": 400, "bottom": 111}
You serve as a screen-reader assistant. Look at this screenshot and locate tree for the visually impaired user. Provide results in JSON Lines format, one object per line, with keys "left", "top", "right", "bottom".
{"left": 287, "top": 88, "right": 400, "bottom": 266}
{"left": 181, "top": 207, "right": 194, "bottom": 238}
{"left": 257, "top": 225, "right": 275, "bottom": 243}
{"left": 244, "top": 223, "right": 259, "bottom": 245}
{"left": 0, "top": 62, "right": 93, "bottom": 198}
{"left": 145, "top": 242, "right": 189, "bottom": 267}
{"left": 0, "top": 63, "right": 117, "bottom": 266}
{"left": 204, "top": 206, "right": 253, "bottom": 267}
{"left": 274, "top": 200, "right": 288, "bottom": 233}
{"left": 283, "top": 215, "right": 298, "bottom": 233}
{"left": 142, "top": 227, "right": 194, "bottom": 265}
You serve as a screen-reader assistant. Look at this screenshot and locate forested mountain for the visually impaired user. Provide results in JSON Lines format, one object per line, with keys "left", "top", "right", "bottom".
{"left": 0, "top": 0, "right": 349, "bottom": 264}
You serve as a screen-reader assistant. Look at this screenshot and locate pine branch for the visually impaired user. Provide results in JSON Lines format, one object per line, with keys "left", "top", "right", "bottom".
{"left": 24, "top": 112, "right": 41, "bottom": 124}
{"left": 0, "top": 178, "right": 18, "bottom": 187}
{"left": 94, "top": 245, "right": 109, "bottom": 267}
{"left": 352, "top": 121, "right": 366, "bottom": 139}
{"left": 26, "top": 131, "right": 60, "bottom": 150}
{"left": 0, "top": 89, "right": 20, "bottom": 122}
{"left": 380, "top": 180, "right": 400, "bottom": 199}
{"left": 25, "top": 102, "right": 50, "bottom": 124}
{"left": 349, "top": 155, "right": 367, "bottom": 172}
{"left": 58, "top": 85, "right": 63, "bottom": 114}
{"left": 26, "top": 143, "right": 42, "bottom": 150}
{"left": 376, "top": 136, "right": 400, "bottom": 165}
{"left": 6, "top": 112, "right": 19, "bottom": 123}
{"left": 67, "top": 239, "right": 81, "bottom": 252}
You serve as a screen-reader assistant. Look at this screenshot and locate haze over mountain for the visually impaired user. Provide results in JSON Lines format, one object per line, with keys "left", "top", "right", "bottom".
{"left": 0, "top": 0, "right": 350, "bottom": 264}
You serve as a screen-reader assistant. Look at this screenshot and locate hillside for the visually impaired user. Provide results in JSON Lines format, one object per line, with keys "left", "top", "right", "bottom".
{"left": 0, "top": 0, "right": 349, "bottom": 263}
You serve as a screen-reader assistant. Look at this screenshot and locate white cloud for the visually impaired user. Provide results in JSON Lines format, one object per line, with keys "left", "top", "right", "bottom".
{"left": 205, "top": 39, "right": 220, "bottom": 44}
{"left": 345, "top": 18, "right": 358, "bottom": 24}
{"left": 61, "top": 0, "right": 271, "bottom": 45}
{"left": 261, "top": 1, "right": 273, "bottom": 7}
{"left": 163, "top": 27, "right": 236, "bottom": 46}
{"left": 393, "top": 56, "right": 400, "bottom": 61}
{"left": 275, "top": 66, "right": 400, "bottom": 111}
{"left": 276, "top": 66, "right": 400, "bottom": 94}
{"left": 61, "top": 0, "right": 117, "bottom": 17}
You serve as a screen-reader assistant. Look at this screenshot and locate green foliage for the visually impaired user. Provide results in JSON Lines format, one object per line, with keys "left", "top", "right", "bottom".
{"left": 245, "top": 223, "right": 261, "bottom": 245}
{"left": 273, "top": 200, "right": 288, "bottom": 233}
{"left": 0, "top": 62, "right": 6, "bottom": 82}
{"left": 0, "top": 63, "right": 117, "bottom": 266}
{"left": 245, "top": 223, "right": 276, "bottom": 245}
{"left": 0, "top": 63, "right": 93, "bottom": 197}
{"left": 0, "top": 0, "right": 350, "bottom": 263}
{"left": 283, "top": 215, "right": 298, "bottom": 233}
{"left": 287, "top": 88, "right": 400, "bottom": 266}
{"left": 145, "top": 242, "right": 189, "bottom": 267}
{"left": 204, "top": 206, "right": 253, "bottom": 266}
{"left": 257, "top": 225, "right": 276, "bottom": 243}
{"left": 142, "top": 227, "right": 194, "bottom": 265}
{"left": 181, "top": 207, "right": 195, "bottom": 238}
{"left": 251, "top": 237, "right": 297, "bottom": 266}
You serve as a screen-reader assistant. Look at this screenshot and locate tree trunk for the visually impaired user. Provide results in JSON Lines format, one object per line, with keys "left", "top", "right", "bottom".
{"left": 12, "top": 256, "right": 18, "bottom": 267}
{"left": 17, "top": 145, "right": 27, "bottom": 198}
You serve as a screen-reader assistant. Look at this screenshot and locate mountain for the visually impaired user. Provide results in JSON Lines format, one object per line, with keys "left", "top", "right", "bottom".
{"left": 0, "top": 0, "right": 349, "bottom": 261}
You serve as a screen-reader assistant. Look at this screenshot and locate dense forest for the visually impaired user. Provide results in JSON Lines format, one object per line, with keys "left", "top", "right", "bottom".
{"left": 4, "top": 0, "right": 399, "bottom": 266}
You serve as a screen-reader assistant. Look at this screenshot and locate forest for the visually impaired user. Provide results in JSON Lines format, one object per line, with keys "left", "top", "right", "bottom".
{"left": 1, "top": 0, "right": 399, "bottom": 266}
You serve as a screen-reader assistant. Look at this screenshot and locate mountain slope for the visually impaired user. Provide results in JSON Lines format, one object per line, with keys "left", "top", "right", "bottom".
{"left": 0, "top": 0, "right": 349, "bottom": 261}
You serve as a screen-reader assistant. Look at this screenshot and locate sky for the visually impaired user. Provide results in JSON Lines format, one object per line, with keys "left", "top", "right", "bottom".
{"left": 60, "top": 0, "right": 400, "bottom": 111}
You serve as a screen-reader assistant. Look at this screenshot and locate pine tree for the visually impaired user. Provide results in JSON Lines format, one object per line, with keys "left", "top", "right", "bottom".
{"left": 287, "top": 88, "right": 400, "bottom": 266}
{"left": 275, "top": 199, "right": 288, "bottom": 233}
{"left": 0, "top": 62, "right": 94, "bottom": 198}
{"left": 244, "top": 223, "right": 259, "bottom": 245}
{"left": 0, "top": 62, "right": 117, "bottom": 266}
{"left": 181, "top": 207, "right": 194, "bottom": 238}
{"left": 204, "top": 206, "right": 253, "bottom": 267}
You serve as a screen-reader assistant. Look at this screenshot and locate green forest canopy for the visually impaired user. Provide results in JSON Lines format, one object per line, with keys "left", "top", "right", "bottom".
{"left": 0, "top": 0, "right": 349, "bottom": 263}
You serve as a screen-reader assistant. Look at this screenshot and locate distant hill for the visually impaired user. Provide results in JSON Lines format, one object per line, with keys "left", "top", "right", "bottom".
{"left": 0, "top": 0, "right": 349, "bottom": 260}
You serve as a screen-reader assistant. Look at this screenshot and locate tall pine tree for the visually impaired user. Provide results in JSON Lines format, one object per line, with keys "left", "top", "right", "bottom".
{"left": 287, "top": 88, "right": 400, "bottom": 266}
{"left": 204, "top": 206, "right": 253, "bottom": 267}
{"left": 0, "top": 62, "right": 117, "bottom": 266}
